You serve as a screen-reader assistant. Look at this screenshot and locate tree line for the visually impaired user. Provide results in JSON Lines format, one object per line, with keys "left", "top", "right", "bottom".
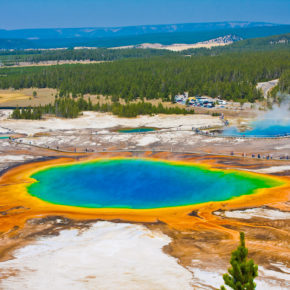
{"left": 1, "top": 49, "right": 289, "bottom": 103}
{"left": 0, "top": 48, "right": 174, "bottom": 65}
{"left": 11, "top": 106, "right": 42, "bottom": 120}
{"left": 11, "top": 96, "right": 194, "bottom": 119}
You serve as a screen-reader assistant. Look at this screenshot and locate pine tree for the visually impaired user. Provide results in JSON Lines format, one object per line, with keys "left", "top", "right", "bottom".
{"left": 11, "top": 106, "right": 21, "bottom": 119}
{"left": 221, "top": 232, "right": 258, "bottom": 290}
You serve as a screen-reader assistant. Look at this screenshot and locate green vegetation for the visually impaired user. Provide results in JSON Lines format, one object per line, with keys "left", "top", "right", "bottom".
{"left": 1, "top": 34, "right": 289, "bottom": 66}
{"left": 278, "top": 69, "right": 290, "bottom": 94}
{"left": 1, "top": 49, "right": 289, "bottom": 103}
{"left": 221, "top": 232, "right": 258, "bottom": 290}
{"left": 11, "top": 96, "right": 193, "bottom": 119}
{"left": 269, "top": 69, "right": 290, "bottom": 101}
{"left": 185, "top": 33, "right": 290, "bottom": 55}
{"left": 0, "top": 48, "right": 173, "bottom": 66}
{"left": 97, "top": 101, "right": 194, "bottom": 117}
{"left": 11, "top": 106, "right": 42, "bottom": 120}
{"left": 42, "top": 97, "right": 83, "bottom": 118}
{"left": 212, "top": 112, "right": 222, "bottom": 116}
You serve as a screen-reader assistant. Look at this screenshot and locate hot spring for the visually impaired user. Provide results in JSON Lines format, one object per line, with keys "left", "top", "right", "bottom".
{"left": 222, "top": 104, "right": 290, "bottom": 137}
{"left": 118, "top": 127, "right": 156, "bottom": 133}
{"left": 27, "top": 159, "right": 281, "bottom": 209}
{"left": 222, "top": 119, "right": 290, "bottom": 137}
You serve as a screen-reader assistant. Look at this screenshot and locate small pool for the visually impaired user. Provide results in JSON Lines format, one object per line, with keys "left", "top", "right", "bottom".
{"left": 0, "top": 136, "right": 9, "bottom": 140}
{"left": 118, "top": 128, "right": 156, "bottom": 133}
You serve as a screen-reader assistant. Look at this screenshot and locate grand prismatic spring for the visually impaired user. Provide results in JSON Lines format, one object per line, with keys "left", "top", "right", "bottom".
{"left": 1, "top": 155, "right": 289, "bottom": 234}
{"left": 28, "top": 159, "right": 282, "bottom": 209}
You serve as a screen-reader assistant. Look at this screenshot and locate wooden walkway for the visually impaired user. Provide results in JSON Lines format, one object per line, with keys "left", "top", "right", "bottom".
{"left": 10, "top": 139, "right": 290, "bottom": 162}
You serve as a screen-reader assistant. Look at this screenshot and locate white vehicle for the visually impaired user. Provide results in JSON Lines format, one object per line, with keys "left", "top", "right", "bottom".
{"left": 218, "top": 100, "right": 227, "bottom": 105}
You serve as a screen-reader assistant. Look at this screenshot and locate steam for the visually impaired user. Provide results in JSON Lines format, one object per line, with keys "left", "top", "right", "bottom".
{"left": 257, "top": 96, "right": 290, "bottom": 127}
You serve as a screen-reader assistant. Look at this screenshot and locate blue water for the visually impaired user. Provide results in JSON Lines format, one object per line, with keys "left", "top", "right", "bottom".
{"left": 222, "top": 119, "right": 290, "bottom": 137}
{"left": 0, "top": 136, "right": 9, "bottom": 139}
{"left": 118, "top": 128, "right": 156, "bottom": 133}
{"left": 27, "top": 159, "right": 279, "bottom": 209}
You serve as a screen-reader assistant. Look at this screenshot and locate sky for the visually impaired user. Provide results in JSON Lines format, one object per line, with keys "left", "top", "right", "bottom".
{"left": 0, "top": 0, "right": 289, "bottom": 30}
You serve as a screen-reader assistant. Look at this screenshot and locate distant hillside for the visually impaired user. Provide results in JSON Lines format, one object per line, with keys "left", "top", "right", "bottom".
{"left": 0, "top": 48, "right": 174, "bottom": 66}
{"left": 0, "top": 21, "right": 278, "bottom": 40}
{"left": 1, "top": 33, "right": 290, "bottom": 66}
{"left": 116, "top": 35, "right": 243, "bottom": 51}
{"left": 231, "top": 33, "right": 290, "bottom": 48}
{"left": 1, "top": 22, "right": 290, "bottom": 50}
{"left": 183, "top": 33, "right": 290, "bottom": 55}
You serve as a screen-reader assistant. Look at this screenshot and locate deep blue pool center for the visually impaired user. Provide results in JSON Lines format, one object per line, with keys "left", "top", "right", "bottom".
{"left": 27, "top": 159, "right": 280, "bottom": 209}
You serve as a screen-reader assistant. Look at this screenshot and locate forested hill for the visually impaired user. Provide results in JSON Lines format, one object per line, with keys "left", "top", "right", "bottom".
{"left": 0, "top": 48, "right": 174, "bottom": 66}
{"left": 1, "top": 24, "right": 289, "bottom": 49}
{"left": 0, "top": 33, "right": 289, "bottom": 65}
{"left": 0, "top": 49, "right": 289, "bottom": 103}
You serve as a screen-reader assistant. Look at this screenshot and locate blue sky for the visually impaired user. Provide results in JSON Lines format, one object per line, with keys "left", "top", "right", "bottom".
{"left": 1, "top": 0, "right": 289, "bottom": 29}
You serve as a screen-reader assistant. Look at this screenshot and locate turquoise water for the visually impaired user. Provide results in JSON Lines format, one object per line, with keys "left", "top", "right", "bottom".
{"left": 222, "top": 119, "right": 290, "bottom": 137}
{"left": 118, "top": 128, "right": 156, "bottom": 133}
{"left": 28, "top": 159, "right": 279, "bottom": 209}
{"left": 0, "top": 136, "right": 9, "bottom": 139}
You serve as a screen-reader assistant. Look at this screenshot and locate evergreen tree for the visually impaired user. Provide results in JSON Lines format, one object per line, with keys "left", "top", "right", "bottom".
{"left": 11, "top": 106, "right": 21, "bottom": 119}
{"left": 221, "top": 232, "right": 258, "bottom": 290}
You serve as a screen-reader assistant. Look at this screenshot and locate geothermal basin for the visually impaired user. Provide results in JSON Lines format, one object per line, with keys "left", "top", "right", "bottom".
{"left": 1, "top": 153, "right": 290, "bottom": 289}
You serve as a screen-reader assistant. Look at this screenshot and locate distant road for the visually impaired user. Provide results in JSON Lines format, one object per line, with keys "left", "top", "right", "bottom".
{"left": 256, "top": 79, "right": 279, "bottom": 98}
